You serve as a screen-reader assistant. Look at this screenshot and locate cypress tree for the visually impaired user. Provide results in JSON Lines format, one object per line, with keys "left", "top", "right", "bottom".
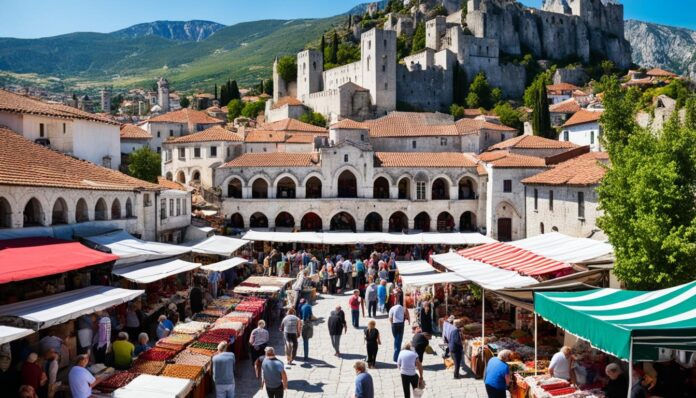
{"left": 214, "top": 84, "right": 218, "bottom": 100}
{"left": 532, "top": 79, "right": 552, "bottom": 138}
{"left": 230, "top": 80, "right": 241, "bottom": 101}
{"left": 331, "top": 31, "right": 339, "bottom": 65}
{"left": 219, "top": 84, "right": 228, "bottom": 106}
{"left": 320, "top": 35, "right": 326, "bottom": 65}
{"left": 348, "top": 14, "right": 352, "bottom": 28}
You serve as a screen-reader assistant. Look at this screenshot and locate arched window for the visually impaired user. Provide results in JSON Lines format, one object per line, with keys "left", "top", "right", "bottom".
{"left": 176, "top": 171, "right": 186, "bottom": 184}
{"left": 251, "top": 179, "right": 269, "bottom": 199}
{"left": 228, "top": 178, "right": 243, "bottom": 198}
{"left": 165, "top": 172, "right": 173, "bottom": 181}
{"left": 23, "top": 197, "right": 44, "bottom": 227}
{"left": 305, "top": 177, "right": 322, "bottom": 199}
{"left": 111, "top": 199, "right": 122, "bottom": 219}
{"left": 0, "top": 197, "right": 11, "bottom": 228}
{"left": 276, "top": 177, "right": 296, "bottom": 199}
{"left": 458, "top": 178, "right": 476, "bottom": 200}
{"left": 459, "top": 212, "right": 477, "bottom": 232}
{"left": 94, "top": 198, "right": 108, "bottom": 220}
{"left": 414, "top": 212, "right": 431, "bottom": 232}
{"left": 300, "top": 212, "right": 323, "bottom": 231}
{"left": 388, "top": 211, "right": 408, "bottom": 233}
{"left": 337, "top": 170, "right": 357, "bottom": 198}
{"left": 51, "top": 197, "right": 68, "bottom": 225}
{"left": 275, "top": 212, "right": 295, "bottom": 229}
{"left": 250, "top": 212, "right": 268, "bottom": 229}
{"left": 330, "top": 212, "right": 356, "bottom": 232}
{"left": 125, "top": 198, "right": 133, "bottom": 218}
{"left": 397, "top": 177, "right": 410, "bottom": 200}
{"left": 364, "top": 212, "right": 383, "bottom": 232}
{"left": 229, "top": 213, "right": 244, "bottom": 229}
{"left": 437, "top": 212, "right": 455, "bottom": 232}
{"left": 76, "top": 199, "right": 89, "bottom": 223}
{"left": 191, "top": 171, "right": 201, "bottom": 182}
{"left": 431, "top": 178, "right": 450, "bottom": 200}
{"left": 373, "top": 177, "right": 390, "bottom": 199}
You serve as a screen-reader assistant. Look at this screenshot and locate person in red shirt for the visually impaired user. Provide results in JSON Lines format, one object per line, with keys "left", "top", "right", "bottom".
{"left": 349, "top": 290, "right": 366, "bottom": 328}
{"left": 20, "top": 353, "right": 46, "bottom": 393}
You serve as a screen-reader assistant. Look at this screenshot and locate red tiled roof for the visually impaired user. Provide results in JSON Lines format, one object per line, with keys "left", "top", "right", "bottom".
{"left": 120, "top": 124, "right": 152, "bottom": 140}
{"left": 549, "top": 98, "right": 581, "bottom": 114}
{"left": 221, "top": 152, "right": 319, "bottom": 168}
{"left": 330, "top": 118, "right": 368, "bottom": 130}
{"left": 476, "top": 163, "right": 488, "bottom": 176}
{"left": 366, "top": 112, "right": 458, "bottom": 138}
{"left": 546, "top": 83, "right": 580, "bottom": 93}
{"left": 488, "top": 135, "right": 578, "bottom": 151}
{"left": 562, "top": 109, "right": 602, "bottom": 128}
{"left": 463, "top": 109, "right": 483, "bottom": 118}
{"left": 0, "top": 127, "right": 160, "bottom": 191}
{"left": 244, "top": 130, "right": 285, "bottom": 143}
{"left": 646, "top": 68, "right": 677, "bottom": 78}
{"left": 272, "top": 96, "right": 304, "bottom": 110}
{"left": 374, "top": 152, "right": 478, "bottom": 168}
{"left": 522, "top": 152, "right": 609, "bottom": 186}
{"left": 285, "top": 133, "right": 321, "bottom": 144}
{"left": 455, "top": 118, "right": 517, "bottom": 135}
{"left": 167, "top": 126, "right": 242, "bottom": 143}
{"left": 157, "top": 176, "right": 186, "bottom": 191}
{"left": 147, "top": 108, "right": 224, "bottom": 125}
{"left": 261, "top": 118, "right": 327, "bottom": 133}
{"left": 477, "top": 151, "right": 547, "bottom": 168}
{"left": 623, "top": 78, "right": 654, "bottom": 87}
{"left": 0, "top": 89, "right": 119, "bottom": 125}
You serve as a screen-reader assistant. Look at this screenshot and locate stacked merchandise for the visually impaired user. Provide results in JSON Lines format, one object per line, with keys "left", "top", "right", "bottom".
{"left": 131, "top": 359, "right": 166, "bottom": 375}
{"left": 522, "top": 375, "right": 606, "bottom": 398}
{"left": 161, "top": 363, "right": 204, "bottom": 381}
{"left": 97, "top": 372, "right": 141, "bottom": 393}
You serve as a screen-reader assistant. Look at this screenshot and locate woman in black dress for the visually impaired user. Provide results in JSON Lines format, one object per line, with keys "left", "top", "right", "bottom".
{"left": 364, "top": 319, "right": 381, "bottom": 368}
{"left": 419, "top": 301, "right": 434, "bottom": 335}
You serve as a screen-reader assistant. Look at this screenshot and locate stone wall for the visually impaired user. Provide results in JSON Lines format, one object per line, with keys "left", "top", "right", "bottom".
{"left": 524, "top": 183, "right": 603, "bottom": 239}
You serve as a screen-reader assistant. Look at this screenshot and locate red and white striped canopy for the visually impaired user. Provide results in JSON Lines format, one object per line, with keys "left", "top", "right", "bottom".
{"left": 458, "top": 242, "right": 572, "bottom": 276}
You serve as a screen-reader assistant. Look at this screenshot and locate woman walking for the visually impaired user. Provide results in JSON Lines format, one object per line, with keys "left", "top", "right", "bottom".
{"left": 364, "top": 320, "right": 381, "bottom": 369}
{"left": 280, "top": 308, "right": 302, "bottom": 365}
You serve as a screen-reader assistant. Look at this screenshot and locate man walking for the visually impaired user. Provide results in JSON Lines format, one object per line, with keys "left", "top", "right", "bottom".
{"left": 328, "top": 305, "right": 347, "bottom": 356}
{"left": 397, "top": 343, "right": 424, "bottom": 398}
{"left": 448, "top": 320, "right": 464, "bottom": 379}
{"left": 388, "top": 300, "right": 410, "bottom": 362}
{"left": 299, "top": 299, "right": 313, "bottom": 361}
{"left": 348, "top": 290, "right": 365, "bottom": 328}
{"left": 353, "top": 360, "right": 374, "bottom": 398}
{"left": 280, "top": 308, "right": 302, "bottom": 365}
{"left": 261, "top": 347, "right": 288, "bottom": 398}
{"left": 365, "top": 280, "right": 378, "bottom": 318}
{"left": 212, "top": 341, "right": 236, "bottom": 398}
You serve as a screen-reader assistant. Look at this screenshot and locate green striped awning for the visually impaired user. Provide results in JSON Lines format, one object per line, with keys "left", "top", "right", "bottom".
{"left": 534, "top": 281, "right": 696, "bottom": 361}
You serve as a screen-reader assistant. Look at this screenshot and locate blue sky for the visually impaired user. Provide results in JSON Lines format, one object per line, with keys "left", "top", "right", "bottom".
{"left": 0, "top": 0, "right": 693, "bottom": 38}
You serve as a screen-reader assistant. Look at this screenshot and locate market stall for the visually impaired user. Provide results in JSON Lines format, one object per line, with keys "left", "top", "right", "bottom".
{"left": 200, "top": 257, "right": 249, "bottom": 273}
{"left": 508, "top": 232, "right": 614, "bottom": 265}
{"left": 83, "top": 230, "right": 191, "bottom": 265}
{"left": 232, "top": 276, "right": 294, "bottom": 295}
{"left": 113, "top": 258, "right": 201, "bottom": 284}
{"left": 183, "top": 235, "right": 250, "bottom": 257}
{"left": 0, "top": 325, "right": 34, "bottom": 344}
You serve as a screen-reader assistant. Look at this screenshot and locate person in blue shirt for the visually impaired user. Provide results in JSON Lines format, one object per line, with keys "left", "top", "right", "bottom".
{"left": 484, "top": 349, "right": 512, "bottom": 398}
{"left": 134, "top": 332, "right": 152, "bottom": 356}
{"left": 448, "top": 320, "right": 464, "bottom": 379}
{"left": 212, "top": 341, "right": 236, "bottom": 398}
{"left": 300, "top": 299, "right": 313, "bottom": 361}
{"left": 353, "top": 360, "right": 374, "bottom": 398}
{"left": 376, "top": 280, "right": 387, "bottom": 314}
{"left": 156, "top": 315, "right": 174, "bottom": 339}
{"left": 356, "top": 259, "right": 366, "bottom": 286}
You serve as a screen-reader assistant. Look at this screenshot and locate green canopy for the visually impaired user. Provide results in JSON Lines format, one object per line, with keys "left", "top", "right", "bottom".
{"left": 534, "top": 281, "right": 696, "bottom": 361}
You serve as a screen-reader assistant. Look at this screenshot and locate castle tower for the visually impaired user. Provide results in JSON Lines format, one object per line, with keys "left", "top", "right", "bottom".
{"left": 272, "top": 56, "right": 287, "bottom": 102}
{"left": 100, "top": 87, "right": 112, "bottom": 113}
{"left": 296, "top": 50, "right": 324, "bottom": 99}
{"left": 360, "top": 28, "right": 397, "bottom": 116}
{"left": 157, "top": 77, "right": 170, "bottom": 113}
{"left": 426, "top": 16, "right": 447, "bottom": 51}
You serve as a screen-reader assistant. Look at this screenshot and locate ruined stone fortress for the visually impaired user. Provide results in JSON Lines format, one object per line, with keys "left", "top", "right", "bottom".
{"left": 269, "top": 0, "right": 630, "bottom": 122}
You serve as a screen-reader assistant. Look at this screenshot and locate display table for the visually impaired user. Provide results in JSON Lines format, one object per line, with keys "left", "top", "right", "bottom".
{"left": 114, "top": 374, "right": 194, "bottom": 398}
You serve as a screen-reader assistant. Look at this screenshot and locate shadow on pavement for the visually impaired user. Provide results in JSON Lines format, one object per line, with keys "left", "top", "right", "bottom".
{"left": 288, "top": 380, "right": 326, "bottom": 393}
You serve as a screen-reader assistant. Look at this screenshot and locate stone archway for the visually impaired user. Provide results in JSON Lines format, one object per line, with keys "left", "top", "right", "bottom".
{"left": 229, "top": 213, "right": 244, "bottom": 229}
{"left": 337, "top": 170, "right": 358, "bottom": 198}
{"left": 388, "top": 211, "right": 408, "bottom": 233}
{"left": 330, "top": 212, "right": 356, "bottom": 232}
{"left": 227, "top": 178, "right": 243, "bottom": 198}
{"left": 250, "top": 212, "right": 268, "bottom": 228}
{"left": 459, "top": 211, "right": 477, "bottom": 232}
{"left": 23, "top": 197, "right": 44, "bottom": 227}
{"left": 251, "top": 178, "right": 269, "bottom": 199}
{"left": 414, "top": 212, "right": 431, "bottom": 232}
{"left": 275, "top": 212, "right": 295, "bottom": 229}
{"left": 51, "top": 197, "right": 68, "bottom": 225}
{"left": 0, "top": 197, "right": 11, "bottom": 228}
{"left": 364, "top": 212, "right": 383, "bottom": 232}
{"left": 76, "top": 198, "right": 89, "bottom": 223}
{"left": 276, "top": 177, "right": 297, "bottom": 199}
{"left": 301, "top": 212, "right": 323, "bottom": 231}
{"left": 373, "top": 177, "right": 390, "bottom": 199}
{"left": 94, "top": 198, "right": 108, "bottom": 220}
{"left": 431, "top": 177, "right": 450, "bottom": 200}
{"left": 436, "top": 211, "right": 455, "bottom": 232}
{"left": 305, "top": 177, "right": 322, "bottom": 199}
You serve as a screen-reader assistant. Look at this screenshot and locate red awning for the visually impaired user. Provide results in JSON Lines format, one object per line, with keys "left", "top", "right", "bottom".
{"left": 457, "top": 242, "right": 572, "bottom": 276}
{"left": 0, "top": 237, "right": 119, "bottom": 284}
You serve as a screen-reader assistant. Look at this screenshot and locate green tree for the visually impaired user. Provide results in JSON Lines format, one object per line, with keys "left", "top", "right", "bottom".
{"left": 467, "top": 72, "right": 493, "bottom": 109}
{"left": 263, "top": 79, "right": 273, "bottom": 96}
{"left": 227, "top": 99, "right": 243, "bottom": 122}
{"left": 277, "top": 55, "right": 297, "bottom": 83}
{"left": 685, "top": 97, "right": 696, "bottom": 130}
{"left": 337, "top": 42, "right": 361, "bottom": 65}
{"left": 127, "top": 147, "right": 160, "bottom": 183}
{"left": 214, "top": 84, "right": 218, "bottom": 100}
{"left": 598, "top": 75, "right": 640, "bottom": 153}
{"left": 241, "top": 100, "right": 267, "bottom": 119}
{"left": 450, "top": 103, "right": 465, "bottom": 120}
{"left": 179, "top": 96, "right": 190, "bottom": 109}
{"left": 331, "top": 31, "right": 339, "bottom": 65}
{"left": 220, "top": 84, "right": 228, "bottom": 106}
{"left": 491, "top": 88, "right": 503, "bottom": 105}
{"left": 600, "top": 60, "right": 615, "bottom": 76}
{"left": 396, "top": 34, "right": 411, "bottom": 60}
{"left": 597, "top": 115, "right": 696, "bottom": 289}
{"left": 527, "top": 75, "right": 552, "bottom": 138}
{"left": 299, "top": 111, "right": 327, "bottom": 127}
{"left": 452, "top": 64, "right": 467, "bottom": 105}
{"left": 229, "top": 80, "right": 241, "bottom": 101}
{"left": 493, "top": 102, "right": 523, "bottom": 131}
{"left": 411, "top": 22, "right": 425, "bottom": 54}
{"left": 320, "top": 34, "right": 326, "bottom": 63}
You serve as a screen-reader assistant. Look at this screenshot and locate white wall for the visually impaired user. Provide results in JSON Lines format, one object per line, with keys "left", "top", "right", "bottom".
{"left": 163, "top": 141, "right": 242, "bottom": 188}
{"left": 121, "top": 139, "right": 150, "bottom": 155}
{"left": 524, "top": 184, "right": 603, "bottom": 239}
{"left": 142, "top": 122, "right": 186, "bottom": 154}
{"left": 560, "top": 122, "right": 602, "bottom": 152}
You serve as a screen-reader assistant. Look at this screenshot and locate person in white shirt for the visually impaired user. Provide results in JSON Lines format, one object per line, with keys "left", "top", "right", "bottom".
{"left": 342, "top": 259, "right": 353, "bottom": 289}
{"left": 549, "top": 346, "right": 574, "bottom": 381}
{"left": 396, "top": 343, "right": 423, "bottom": 398}
{"left": 388, "top": 302, "right": 410, "bottom": 362}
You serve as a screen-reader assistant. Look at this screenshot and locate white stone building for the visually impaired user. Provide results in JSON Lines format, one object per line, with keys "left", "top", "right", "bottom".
{"left": 120, "top": 124, "right": 152, "bottom": 155}
{"left": 242, "top": 118, "right": 328, "bottom": 154}
{"left": 0, "top": 89, "right": 122, "bottom": 170}
{"left": 549, "top": 98, "right": 581, "bottom": 127}
{"left": 560, "top": 109, "right": 603, "bottom": 152}
{"left": 0, "top": 127, "right": 190, "bottom": 242}
{"left": 139, "top": 108, "right": 224, "bottom": 154}
{"left": 522, "top": 152, "right": 609, "bottom": 239}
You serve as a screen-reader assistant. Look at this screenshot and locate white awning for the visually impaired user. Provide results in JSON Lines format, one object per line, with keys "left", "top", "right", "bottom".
{"left": 84, "top": 230, "right": 190, "bottom": 265}
{"left": 395, "top": 260, "right": 435, "bottom": 275}
{"left": 0, "top": 325, "right": 34, "bottom": 344}
{"left": 507, "top": 232, "right": 614, "bottom": 264}
{"left": 431, "top": 252, "right": 537, "bottom": 290}
{"left": 183, "top": 235, "right": 249, "bottom": 256}
{"left": 233, "top": 276, "right": 294, "bottom": 294}
{"left": 200, "top": 257, "right": 249, "bottom": 272}
{"left": 113, "top": 374, "right": 193, "bottom": 398}
{"left": 0, "top": 286, "right": 144, "bottom": 330}
{"left": 112, "top": 258, "right": 201, "bottom": 284}
{"left": 242, "top": 230, "right": 495, "bottom": 246}
{"left": 400, "top": 272, "right": 468, "bottom": 287}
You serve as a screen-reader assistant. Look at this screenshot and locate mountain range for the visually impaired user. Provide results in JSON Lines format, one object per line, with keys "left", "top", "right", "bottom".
{"left": 0, "top": 5, "right": 694, "bottom": 94}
